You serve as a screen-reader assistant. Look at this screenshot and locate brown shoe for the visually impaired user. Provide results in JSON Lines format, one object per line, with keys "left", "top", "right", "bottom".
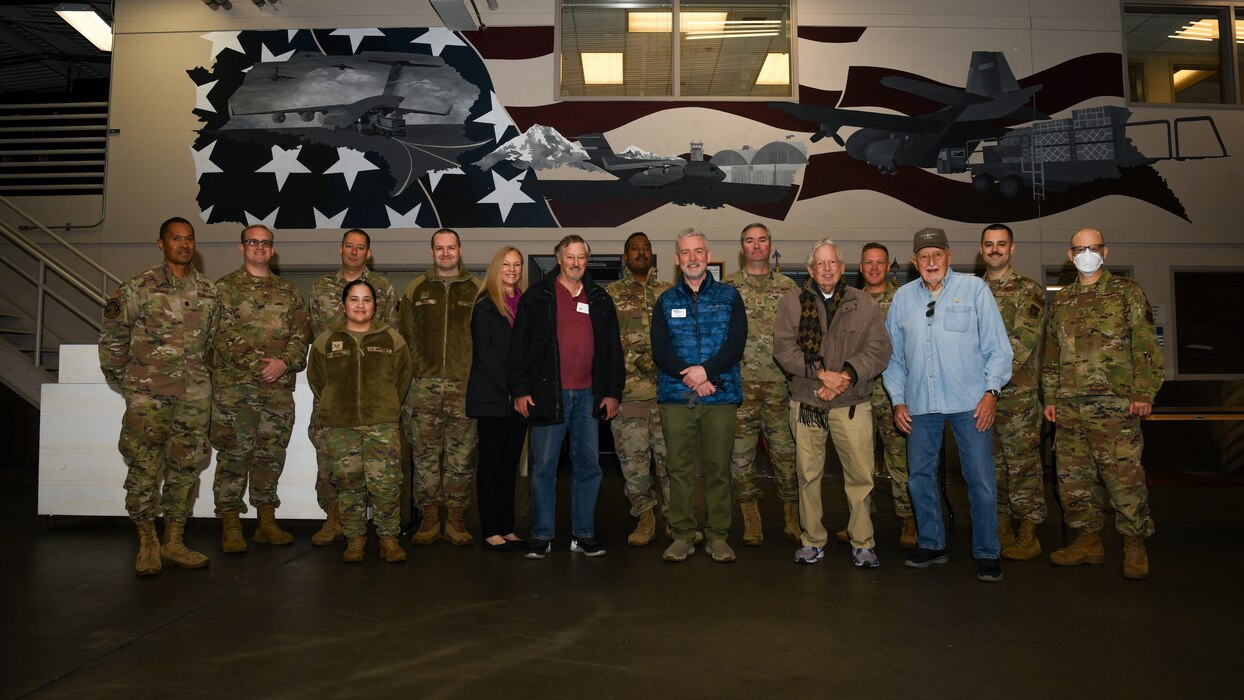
{"left": 998, "top": 513, "right": 1016, "bottom": 549}
{"left": 835, "top": 529, "right": 849, "bottom": 543}
{"left": 161, "top": 521, "right": 209, "bottom": 569}
{"left": 665, "top": 521, "right": 705, "bottom": 543}
{"left": 311, "top": 502, "right": 343, "bottom": 546}
{"left": 444, "top": 507, "right": 474, "bottom": 546}
{"left": 252, "top": 505, "right": 294, "bottom": 545}
{"left": 739, "top": 499, "right": 763, "bottom": 546}
{"left": 627, "top": 510, "right": 657, "bottom": 547}
{"left": 410, "top": 504, "right": 441, "bottom": 545}
{"left": 379, "top": 536, "right": 407, "bottom": 563}
{"left": 782, "top": 502, "right": 801, "bottom": 542}
{"left": 1122, "top": 536, "right": 1149, "bottom": 580}
{"left": 1002, "top": 520, "right": 1042, "bottom": 560}
{"left": 343, "top": 536, "right": 366, "bottom": 563}
{"left": 899, "top": 516, "right": 918, "bottom": 550}
{"left": 135, "top": 521, "right": 162, "bottom": 576}
{"left": 1049, "top": 530, "right": 1106, "bottom": 566}
{"left": 220, "top": 512, "right": 247, "bottom": 554}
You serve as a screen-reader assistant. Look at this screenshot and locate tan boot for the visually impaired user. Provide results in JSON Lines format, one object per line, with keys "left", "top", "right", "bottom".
{"left": 628, "top": 510, "right": 657, "bottom": 546}
{"left": 220, "top": 512, "right": 247, "bottom": 554}
{"left": 311, "top": 502, "right": 343, "bottom": 546}
{"left": 1122, "top": 536, "right": 1149, "bottom": 580}
{"left": 1003, "top": 520, "right": 1042, "bottom": 560}
{"left": 135, "top": 521, "right": 162, "bottom": 576}
{"left": 835, "top": 529, "right": 849, "bottom": 543}
{"left": 665, "top": 521, "right": 704, "bottom": 543}
{"left": 444, "top": 507, "right": 474, "bottom": 546}
{"left": 410, "top": 504, "right": 441, "bottom": 545}
{"left": 343, "top": 535, "right": 366, "bottom": 563}
{"left": 739, "top": 499, "right": 763, "bottom": 546}
{"left": 161, "top": 521, "right": 209, "bottom": 569}
{"left": 782, "top": 502, "right": 801, "bottom": 542}
{"left": 1049, "top": 530, "right": 1106, "bottom": 566}
{"left": 998, "top": 513, "right": 1016, "bottom": 549}
{"left": 899, "top": 516, "right": 918, "bottom": 549}
{"left": 252, "top": 505, "right": 294, "bottom": 545}
{"left": 379, "top": 536, "right": 407, "bottom": 563}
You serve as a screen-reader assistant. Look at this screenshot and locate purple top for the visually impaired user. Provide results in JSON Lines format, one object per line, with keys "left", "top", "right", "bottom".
{"left": 504, "top": 288, "right": 522, "bottom": 327}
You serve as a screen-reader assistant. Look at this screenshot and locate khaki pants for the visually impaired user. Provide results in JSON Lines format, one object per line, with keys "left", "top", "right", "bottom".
{"left": 790, "top": 400, "right": 876, "bottom": 549}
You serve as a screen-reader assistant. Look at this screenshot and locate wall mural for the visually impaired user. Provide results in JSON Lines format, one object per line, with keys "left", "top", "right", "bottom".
{"left": 189, "top": 27, "right": 1226, "bottom": 229}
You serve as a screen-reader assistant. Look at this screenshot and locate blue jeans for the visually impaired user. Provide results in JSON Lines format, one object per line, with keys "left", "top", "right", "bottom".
{"left": 908, "top": 411, "right": 1000, "bottom": 559}
{"left": 528, "top": 388, "right": 602, "bottom": 541}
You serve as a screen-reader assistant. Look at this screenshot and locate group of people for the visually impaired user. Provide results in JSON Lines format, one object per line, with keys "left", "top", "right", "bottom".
{"left": 100, "top": 218, "right": 1163, "bottom": 583}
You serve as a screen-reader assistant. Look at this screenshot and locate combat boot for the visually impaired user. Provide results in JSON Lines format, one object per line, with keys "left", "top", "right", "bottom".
{"left": 899, "top": 516, "right": 918, "bottom": 549}
{"left": 998, "top": 513, "right": 1016, "bottom": 549}
{"left": 161, "top": 521, "right": 209, "bottom": 569}
{"left": 444, "top": 507, "right": 474, "bottom": 546}
{"left": 343, "top": 536, "right": 366, "bottom": 563}
{"left": 135, "top": 521, "right": 162, "bottom": 576}
{"left": 252, "top": 505, "right": 294, "bottom": 545}
{"left": 311, "top": 502, "right": 343, "bottom": 546}
{"left": 739, "top": 499, "right": 763, "bottom": 546}
{"left": 220, "top": 512, "right": 247, "bottom": 554}
{"left": 410, "top": 504, "right": 441, "bottom": 545}
{"left": 835, "top": 529, "right": 849, "bottom": 543}
{"left": 1003, "top": 520, "right": 1042, "bottom": 560}
{"left": 782, "top": 502, "right": 801, "bottom": 542}
{"left": 628, "top": 509, "right": 656, "bottom": 546}
{"left": 1049, "top": 530, "right": 1106, "bottom": 566}
{"left": 379, "top": 536, "right": 407, "bottom": 563}
{"left": 1122, "top": 536, "right": 1149, "bottom": 580}
{"left": 665, "top": 522, "right": 705, "bottom": 544}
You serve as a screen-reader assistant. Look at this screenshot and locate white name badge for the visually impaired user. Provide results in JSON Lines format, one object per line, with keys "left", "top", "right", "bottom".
{"left": 671, "top": 308, "right": 687, "bottom": 318}
{"left": 577, "top": 302, "right": 590, "bottom": 314}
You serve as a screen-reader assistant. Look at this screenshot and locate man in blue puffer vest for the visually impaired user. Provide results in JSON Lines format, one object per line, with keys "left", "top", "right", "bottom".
{"left": 651, "top": 228, "right": 748, "bottom": 563}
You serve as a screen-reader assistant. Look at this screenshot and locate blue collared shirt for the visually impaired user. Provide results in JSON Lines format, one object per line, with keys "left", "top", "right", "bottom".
{"left": 882, "top": 271, "right": 1012, "bottom": 416}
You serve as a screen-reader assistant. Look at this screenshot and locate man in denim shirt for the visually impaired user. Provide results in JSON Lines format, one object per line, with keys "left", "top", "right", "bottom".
{"left": 882, "top": 227, "right": 1012, "bottom": 582}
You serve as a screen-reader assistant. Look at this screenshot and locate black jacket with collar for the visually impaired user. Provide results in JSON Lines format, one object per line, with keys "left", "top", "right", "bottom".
{"left": 466, "top": 294, "right": 517, "bottom": 418}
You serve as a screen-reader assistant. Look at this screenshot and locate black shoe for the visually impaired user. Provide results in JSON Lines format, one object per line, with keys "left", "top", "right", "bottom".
{"left": 904, "top": 547, "right": 949, "bottom": 568}
{"left": 570, "top": 538, "right": 606, "bottom": 557}
{"left": 505, "top": 537, "right": 530, "bottom": 550}
{"left": 976, "top": 558, "right": 1004, "bottom": 582}
{"left": 482, "top": 539, "right": 515, "bottom": 552}
{"left": 525, "top": 539, "right": 552, "bottom": 559}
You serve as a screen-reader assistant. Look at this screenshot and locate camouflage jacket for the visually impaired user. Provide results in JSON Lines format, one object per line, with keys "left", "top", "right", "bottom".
{"left": 399, "top": 267, "right": 481, "bottom": 379}
{"left": 986, "top": 268, "right": 1045, "bottom": 392}
{"left": 868, "top": 280, "right": 900, "bottom": 402}
{"left": 98, "top": 264, "right": 218, "bottom": 400}
{"left": 1042, "top": 269, "right": 1164, "bottom": 403}
{"left": 209, "top": 267, "right": 309, "bottom": 389}
{"left": 723, "top": 269, "right": 798, "bottom": 384}
{"left": 309, "top": 268, "right": 397, "bottom": 339}
{"left": 605, "top": 267, "right": 671, "bottom": 401}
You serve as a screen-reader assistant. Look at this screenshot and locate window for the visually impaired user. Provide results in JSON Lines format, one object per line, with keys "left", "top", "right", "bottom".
{"left": 559, "top": 0, "right": 793, "bottom": 98}
{"left": 1173, "top": 269, "right": 1244, "bottom": 376}
{"left": 1124, "top": 5, "right": 1241, "bottom": 104}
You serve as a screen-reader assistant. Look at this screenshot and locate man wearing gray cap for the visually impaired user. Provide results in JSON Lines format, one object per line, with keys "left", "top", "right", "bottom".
{"left": 882, "top": 228, "right": 1013, "bottom": 582}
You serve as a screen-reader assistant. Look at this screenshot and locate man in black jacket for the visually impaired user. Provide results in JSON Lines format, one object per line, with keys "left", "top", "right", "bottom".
{"left": 508, "top": 235, "right": 624, "bottom": 559}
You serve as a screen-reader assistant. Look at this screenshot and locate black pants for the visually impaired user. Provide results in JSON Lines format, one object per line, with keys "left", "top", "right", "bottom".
{"left": 475, "top": 414, "right": 527, "bottom": 538}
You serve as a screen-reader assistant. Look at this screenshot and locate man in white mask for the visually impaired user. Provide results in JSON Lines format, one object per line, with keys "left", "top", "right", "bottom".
{"left": 1041, "top": 228, "right": 1164, "bottom": 580}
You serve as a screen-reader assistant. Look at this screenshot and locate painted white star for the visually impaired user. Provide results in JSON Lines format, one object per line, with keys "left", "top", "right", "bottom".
{"left": 385, "top": 203, "right": 423, "bottom": 228}
{"left": 260, "top": 44, "right": 296, "bottom": 63}
{"left": 330, "top": 28, "right": 385, "bottom": 54}
{"left": 427, "top": 167, "right": 464, "bottom": 192}
{"left": 199, "top": 205, "right": 214, "bottom": 224}
{"left": 478, "top": 170, "right": 534, "bottom": 222}
{"left": 287, "top": 30, "right": 300, "bottom": 42}
{"left": 474, "top": 91, "right": 515, "bottom": 143}
{"left": 323, "top": 147, "right": 380, "bottom": 190}
{"left": 190, "top": 141, "right": 223, "bottom": 181}
{"left": 200, "top": 31, "right": 244, "bottom": 61}
{"left": 411, "top": 28, "right": 466, "bottom": 57}
{"left": 245, "top": 208, "right": 280, "bottom": 228}
{"left": 195, "top": 81, "right": 219, "bottom": 113}
{"left": 255, "top": 145, "right": 311, "bottom": 191}
{"left": 313, "top": 207, "right": 348, "bottom": 229}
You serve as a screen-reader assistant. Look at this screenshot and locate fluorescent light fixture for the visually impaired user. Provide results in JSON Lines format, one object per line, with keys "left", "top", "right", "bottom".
{"left": 1172, "top": 68, "right": 1216, "bottom": 92}
{"left": 629, "top": 11, "right": 729, "bottom": 33}
{"left": 582, "top": 53, "right": 624, "bottom": 84}
{"left": 685, "top": 31, "right": 778, "bottom": 40}
{"left": 55, "top": 3, "right": 112, "bottom": 52}
{"left": 755, "top": 52, "right": 789, "bottom": 85}
{"left": 1166, "top": 18, "right": 1244, "bottom": 42}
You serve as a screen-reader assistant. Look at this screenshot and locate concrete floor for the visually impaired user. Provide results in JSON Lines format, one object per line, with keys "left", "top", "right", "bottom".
{"left": 3, "top": 467, "right": 1241, "bottom": 699}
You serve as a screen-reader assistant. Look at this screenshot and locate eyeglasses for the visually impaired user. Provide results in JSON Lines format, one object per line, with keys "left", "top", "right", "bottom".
{"left": 1071, "top": 244, "right": 1104, "bottom": 255}
{"left": 926, "top": 300, "right": 936, "bottom": 318}
{"left": 243, "top": 239, "right": 274, "bottom": 249}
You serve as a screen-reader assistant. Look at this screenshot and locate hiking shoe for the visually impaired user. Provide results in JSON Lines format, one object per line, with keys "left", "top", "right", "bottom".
{"left": 705, "top": 540, "right": 737, "bottom": 563}
{"left": 525, "top": 539, "right": 552, "bottom": 560}
{"left": 976, "top": 558, "right": 1004, "bottom": 582}
{"left": 794, "top": 546, "right": 824, "bottom": 564}
{"left": 904, "top": 547, "right": 949, "bottom": 568}
{"left": 570, "top": 538, "right": 606, "bottom": 557}
{"left": 852, "top": 547, "right": 880, "bottom": 568}
{"left": 663, "top": 539, "right": 695, "bottom": 562}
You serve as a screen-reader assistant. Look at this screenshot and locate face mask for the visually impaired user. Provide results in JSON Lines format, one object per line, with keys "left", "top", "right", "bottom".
{"left": 1073, "top": 250, "right": 1103, "bottom": 275}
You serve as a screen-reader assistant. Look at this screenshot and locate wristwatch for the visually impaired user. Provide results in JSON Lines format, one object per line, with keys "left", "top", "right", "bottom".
{"left": 986, "top": 389, "right": 1000, "bottom": 398}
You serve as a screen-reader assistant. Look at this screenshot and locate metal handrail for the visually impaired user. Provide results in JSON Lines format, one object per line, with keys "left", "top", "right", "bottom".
{"left": 0, "top": 194, "right": 120, "bottom": 285}
{"left": 0, "top": 249, "right": 101, "bottom": 331}
{"left": 0, "top": 221, "right": 108, "bottom": 306}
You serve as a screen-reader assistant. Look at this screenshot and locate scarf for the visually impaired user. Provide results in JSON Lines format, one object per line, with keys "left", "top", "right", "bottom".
{"left": 796, "top": 277, "right": 847, "bottom": 428}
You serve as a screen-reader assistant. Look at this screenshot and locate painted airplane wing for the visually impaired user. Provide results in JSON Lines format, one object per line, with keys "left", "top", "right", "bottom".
{"left": 879, "top": 76, "right": 992, "bottom": 107}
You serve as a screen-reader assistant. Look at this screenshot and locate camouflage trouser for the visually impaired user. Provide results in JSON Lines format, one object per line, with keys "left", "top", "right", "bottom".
{"left": 118, "top": 393, "right": 211, "bottom": 524}
{"left": 325, "top": 423, "right": 402, "bottom": 538}
{"left": 402, "top": 377, "right": 476, "bottom": 509}
{"left": 729, "top": 381, "right": 798, "bottom": 503}
{"left": 993, "top": 387, "right": 1047, "bottom": 524}
{"left": 210, "top": 383, "right": 295, "bottom": 514}
{"left": 872, "top": 383, "right": 911, "bottom": 517}
{"left": 1054, "top": 396, "right": 1155, "bottom": 537}
{"left": 612, "top": 399, "right": 670, "bottom": 518}
{"left": 308, "top": 404, "right": 336, "bottom": 513}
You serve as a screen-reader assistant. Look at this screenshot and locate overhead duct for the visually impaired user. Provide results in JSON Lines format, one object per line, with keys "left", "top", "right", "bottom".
{"left": 430, "top": 0, "right": 483, "bottom": 31}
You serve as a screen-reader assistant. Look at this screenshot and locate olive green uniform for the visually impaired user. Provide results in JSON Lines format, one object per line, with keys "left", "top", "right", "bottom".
{"left": 868, "top": 280, "right": 910, "bottom": 517}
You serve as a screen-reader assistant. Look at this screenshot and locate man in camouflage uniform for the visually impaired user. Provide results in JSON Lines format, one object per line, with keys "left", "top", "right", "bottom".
{"left": 209, "top": 225, "right": 310, "bottom": 553}
{"left": 722, "top": 223, "right": 800, "bottom": 546}
{"left": 605, "top": 232, "right": 672, "bottom": 546}
{"left": 306, "top": 229, "right": 398, "bottom": 545}
{"left": 400, "top": 228, "right": 482, "bottom": 546}
{"left": 859, "top": 242, "right": 916, "bottom": 549}
{"left": 99, "top": 216, "right": 218, "bottom": 576}
{"left": 980, "top": 224, "right": 1047, "bottom": 560}
{"left": 1043, "top": 228, "right": 1163, "bottom": 580}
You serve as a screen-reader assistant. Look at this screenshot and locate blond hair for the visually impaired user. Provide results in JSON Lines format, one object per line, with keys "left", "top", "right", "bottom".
{"left": 481, "top": 245, "right": 523, "bottom": 323}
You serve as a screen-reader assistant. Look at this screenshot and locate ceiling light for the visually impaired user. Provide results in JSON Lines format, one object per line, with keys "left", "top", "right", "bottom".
{"left": 55, "top": 3, "right": 112, "bottom": 52}
{"left": 582, "top": 53, "right": 623, "bottom": 84}
{"left": 629, "top": 11, "right": 729, "bottom": 33}
{"left": 684, "top": 31, "right": 778, "bottom": 40}
{"left": 755, "top": 52, "right": 789, "bottom": 85}
{"left": 1166, "top": 18, "right": 1244, "bottom": 41}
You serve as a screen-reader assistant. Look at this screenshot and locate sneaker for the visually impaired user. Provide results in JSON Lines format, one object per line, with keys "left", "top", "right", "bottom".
{"left": 705, "top": 540, "right": 736, "bottom": 563}
{"left": 976, "top": 558, "right": 1004, "bottom": 582}
{"left": 524, "top": 539, "right": 552, "bottom": 560}
{"left": 904, "top": 547, "right": 949, "bottom": 568}
{"left": 570, "top": 538, "right": 606, "bottom": 557}
{"left": 794, "top": 546, "right": 825, "bottom": 564}
{"left": 852, "top": 547, "right": 880, "bottom": 568}
{"left": 662, "top": 539, "right": 695, "bottom": 562}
